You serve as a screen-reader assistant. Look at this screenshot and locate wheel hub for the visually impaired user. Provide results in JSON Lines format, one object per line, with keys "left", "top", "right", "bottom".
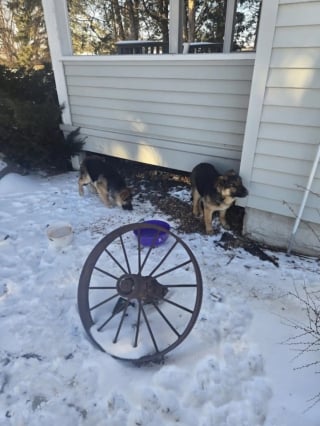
{"left": 117, "top": 274, "right": 168, "bottom": 302}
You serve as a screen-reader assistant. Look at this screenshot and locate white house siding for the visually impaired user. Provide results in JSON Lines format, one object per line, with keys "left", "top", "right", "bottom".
{"left": 62, "top": 55, "right": 254, "bottom": 172}
{"left": 241, "top": 0, "right": 320, "bottom": 254}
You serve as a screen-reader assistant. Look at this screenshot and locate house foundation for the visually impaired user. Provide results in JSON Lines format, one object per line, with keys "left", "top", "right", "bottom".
{"left": 243, "top": 208, "right": 320, "bottom": 257}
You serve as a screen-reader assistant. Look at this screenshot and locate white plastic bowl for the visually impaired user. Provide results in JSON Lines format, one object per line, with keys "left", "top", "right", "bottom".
{"left": 47, "top": 223, "right": 73, "bottom": 248}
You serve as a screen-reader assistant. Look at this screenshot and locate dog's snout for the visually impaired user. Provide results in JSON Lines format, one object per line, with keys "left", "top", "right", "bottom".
{"left": 237, "top": 186, "right": 248, "bottom": 197}
{"left": 123, "top": 203, "right": 133, "bottom": 211}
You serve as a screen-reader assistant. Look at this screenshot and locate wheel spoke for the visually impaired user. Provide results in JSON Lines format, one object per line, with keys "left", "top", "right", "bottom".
{"left": 104, "top": 248, "right": 128, "bottom": 274}
{"left": 140, "top": 233, "right": 160, "bottom": 272}
{"left": 89, "top": 286, "right": 117, "bottom": 290}
{"left": 141, "top": 303, "right": 159, "bottom": 353}
{"left": 153, "top": 259, "right": 192, "bottom": 279}
{"left": 90, "top": 293, "right": 119, "bottom": 311}
{"left": 137, "top": 229, "right": 142, "bottom": 271}
{"left": 97, "top": 311, "right": 118, "bottom": 332}
{"left": 133, "top": 300, "right": 142, "bottom": 348}
{"left": 163, "top": 284, "right": 197, "bottom": 288}
{"left": 94, "top": 266, "right": 118, "bottom": 280}
{"left": 162, "top": 297, "right": 194, "bottom": 314}
{"left": 119, "top": 235, "right": 131, "bottom": 274}
{"left": 152, "top": 303, "right": 181, "bottom": 337}
{"left": 149, "top": 240, "right": 179, "bottom": 276}
{"left": 113, "top": 300, "right": 130, "bottom": 343}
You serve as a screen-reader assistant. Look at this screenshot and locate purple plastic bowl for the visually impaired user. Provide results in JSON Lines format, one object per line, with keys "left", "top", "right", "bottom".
{"left": 134, "top": 220, "right": 170, "bottom": 247}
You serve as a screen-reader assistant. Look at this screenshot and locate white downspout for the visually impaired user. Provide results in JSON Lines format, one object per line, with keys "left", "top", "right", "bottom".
{"left": 287, "top": 143, "right": 320, "bottom": 254}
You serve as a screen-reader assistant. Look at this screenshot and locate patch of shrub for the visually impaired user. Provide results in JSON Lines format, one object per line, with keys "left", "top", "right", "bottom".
{"left": 0, "top": 64, "right": 83, "bottom": 172}
{"left": 283, "top": 283, "right": 320, "bottom": 409}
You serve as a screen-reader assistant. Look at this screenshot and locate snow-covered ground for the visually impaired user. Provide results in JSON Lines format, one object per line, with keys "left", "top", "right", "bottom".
{"left": 0, "top": 166, "right": 319, "bottom": 425}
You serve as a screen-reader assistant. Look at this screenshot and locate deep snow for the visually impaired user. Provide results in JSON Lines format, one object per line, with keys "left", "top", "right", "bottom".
{"left": 0, "top": 167, "right": 319, "bottom": 426}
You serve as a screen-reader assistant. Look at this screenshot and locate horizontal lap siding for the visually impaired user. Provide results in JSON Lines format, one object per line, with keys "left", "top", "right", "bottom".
{"left": 63, "top": 58, "right": 254, "bottom": 172}
{"left": 247, "top": 1, "right": 320, "bottom": 224}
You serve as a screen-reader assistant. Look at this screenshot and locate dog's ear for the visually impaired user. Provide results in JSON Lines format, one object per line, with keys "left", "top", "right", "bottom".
{"left": 212, "top": 177, "right": 225, "bottom": 203}
{"left": 225, "top": 169, "right": 236, "bottom": 176}
{"left": 217, "top": 175, "right": 228, "bottom": 185}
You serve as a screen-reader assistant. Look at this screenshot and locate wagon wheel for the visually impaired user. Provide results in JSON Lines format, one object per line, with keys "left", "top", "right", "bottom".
{"left": 78, "top": 222, "right": 203, "bottom": 363}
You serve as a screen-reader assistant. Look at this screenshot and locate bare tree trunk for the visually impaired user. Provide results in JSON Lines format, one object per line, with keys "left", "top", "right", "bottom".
{"left": 111, "top": 0, "right": 125, "bottom": 40}
{"left": 188, "top": 0, "right": 196, "bottom": 42}
{"left": 141, "top": 0, "right": 169, "bottom": 42}
{"left": 125, "top": 0, "right": 139, "bottom": 39}
{"left": 0, "top": 5, "right": 18, "bottom": 66}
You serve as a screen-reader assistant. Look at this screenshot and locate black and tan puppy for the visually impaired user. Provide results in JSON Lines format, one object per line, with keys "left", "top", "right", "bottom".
{"left": 78, "top": 156, "right": 133, "bottom": 210}
{"left": 191, "top": 162, "right": 248, "bottom": 234}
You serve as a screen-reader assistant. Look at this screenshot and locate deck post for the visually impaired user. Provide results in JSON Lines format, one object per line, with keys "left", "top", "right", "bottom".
{"left": 223, "top": 0, "right": 236, "bottom": 53}
{"left": 169, "top": 0, "right": 183, "bottom": 53}
{"left": 41, "top": 0, "right": 73, "bottom": 124}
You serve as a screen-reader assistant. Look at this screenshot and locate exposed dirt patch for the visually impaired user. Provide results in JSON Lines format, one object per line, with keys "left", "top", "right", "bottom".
{"left": 0, "top": 152, "right": 280, "bottom": 265}
{"left": 102, "top": 155, "right": 279, "bottom": 266}
{"left": 114, "top": 156, "right": 246, "bottom": 235}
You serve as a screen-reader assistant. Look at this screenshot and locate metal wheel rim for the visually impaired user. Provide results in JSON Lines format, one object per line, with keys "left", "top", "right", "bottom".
{"left": 78, "top": 222, "right": 203, "bottom": 363}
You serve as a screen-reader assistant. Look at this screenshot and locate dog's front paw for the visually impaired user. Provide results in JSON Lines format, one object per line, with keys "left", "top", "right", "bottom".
{"left": 193, "top": 209, "right": 200, "bottom": 217}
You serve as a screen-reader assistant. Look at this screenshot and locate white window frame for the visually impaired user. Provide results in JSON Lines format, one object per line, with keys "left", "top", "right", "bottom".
{"left": 43, "top": 0, "right": 239, "bottom": 56}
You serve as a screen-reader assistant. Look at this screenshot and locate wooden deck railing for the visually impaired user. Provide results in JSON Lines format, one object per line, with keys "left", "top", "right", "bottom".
{"left": 116, "top": 41, "right": 168, "bottom": 55}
